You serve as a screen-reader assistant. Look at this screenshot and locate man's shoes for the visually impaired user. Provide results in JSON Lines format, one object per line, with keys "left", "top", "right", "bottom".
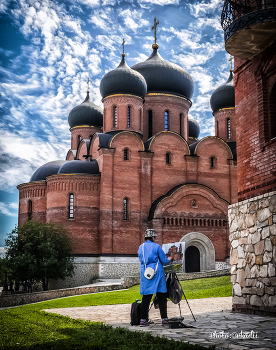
{"left": 162, "top": 318, "right": 169, "bottom": 325}
{"left": 140, "top": 319, "right": 150, "bottom": 326}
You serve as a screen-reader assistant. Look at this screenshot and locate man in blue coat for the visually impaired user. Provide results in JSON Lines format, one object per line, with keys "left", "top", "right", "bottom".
{"left": 138, "top": 229, "right": 171, "bottom": 326}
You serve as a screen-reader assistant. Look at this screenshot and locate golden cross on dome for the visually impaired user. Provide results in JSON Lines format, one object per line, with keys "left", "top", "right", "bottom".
{"left": 229, "top": 56, "right": 234, "bottom": 71}
{"left": 151, "top": 17, "right": 159, "bottom": 44}
{"left": 87, "top": 77, "right": 90, "bottom": 92}
{"left": 122, "top": 38, "right": 126, "bottom": 55}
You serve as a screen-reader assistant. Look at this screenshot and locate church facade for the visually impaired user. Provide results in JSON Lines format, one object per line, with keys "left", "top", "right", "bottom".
{"left": 17, "top": 35, "right": 237, "bottom": 288}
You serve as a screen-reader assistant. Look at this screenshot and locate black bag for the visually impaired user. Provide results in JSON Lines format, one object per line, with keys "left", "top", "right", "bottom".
{"left": 168, "top": 274, "right": 183, "bottom": 304}
{"left": 130, "top": 300, "right": 141, "bottom": 325}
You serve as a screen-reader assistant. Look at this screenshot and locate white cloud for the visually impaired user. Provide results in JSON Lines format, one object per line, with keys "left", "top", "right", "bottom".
{"left": 138, "top": 0, "right": 179, "bottom": 5}
{"left": 0, "top": 0, "right": 10, "bottom": 13}
{"left": 190, "top": 0, "right": 224, "bottom": 17}
{"left": 75, "top": 0, "right": 100, "bottom": 7}
{"left": 0, "top": 202, "right": 18, "bottom": 217}
{"left": 118, "top": 9, "right": 149, "bottom": 32}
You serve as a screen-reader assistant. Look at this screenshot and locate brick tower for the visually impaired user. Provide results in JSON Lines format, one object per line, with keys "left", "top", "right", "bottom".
{"left": 221, "top": 0, "right": 276, "bottom": 315}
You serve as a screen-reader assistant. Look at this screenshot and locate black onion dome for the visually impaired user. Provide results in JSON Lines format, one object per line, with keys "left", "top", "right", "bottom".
{"left": 68, "top": 92, "right": 103, "bottom": 128}
{"left": 188, "top": 117, "right": 200, "bottom": 139}
{"left": 210, "top": 71, "right": 235, "bottom": 113}
{"left": 58, "top": 160, "right": 100, "bottom": 175}
{"left": 131, "top": 48, "right": 194, "bottom": 100}
{"left": 30, "top": 160, "right": 67, "bottom": 182}
{"left": 100, "top": 56, "right": 147, "bottom": 99}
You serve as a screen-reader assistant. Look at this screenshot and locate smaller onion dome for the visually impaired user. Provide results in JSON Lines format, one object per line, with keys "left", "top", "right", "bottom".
{"left": 68, "top": 92, "right": 103, "bottom": 128}
{"left": 30, "top": 160, "right": 67, "bottom": 182}
{"left": 100, "top": 55, "right": 147, "bottom": 99}
{"left": 210, "top": 71, "right": 235, "bottom": 113}
{"left": 188, "top": 117, "right": 200, "bottom": 139}
{"left": 58, "top": 160, "right": 100, "bottom": 175}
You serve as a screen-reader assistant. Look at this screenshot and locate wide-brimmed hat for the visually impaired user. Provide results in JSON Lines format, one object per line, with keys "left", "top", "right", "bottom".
{"left": 144, "top": 229, "right": 157, "bottom": 238}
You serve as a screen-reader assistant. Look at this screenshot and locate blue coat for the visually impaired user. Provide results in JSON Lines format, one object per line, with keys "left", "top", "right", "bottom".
{"left": 138, "top": 240, "right": 170, "bottom": 295}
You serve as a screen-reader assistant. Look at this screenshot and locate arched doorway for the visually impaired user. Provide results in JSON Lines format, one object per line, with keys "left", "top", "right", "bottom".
{"left": 180, "top": 232, "right": 216, "bottom": 271}
{"left": 185, "top": 246, "right": 200, "bottom": 272}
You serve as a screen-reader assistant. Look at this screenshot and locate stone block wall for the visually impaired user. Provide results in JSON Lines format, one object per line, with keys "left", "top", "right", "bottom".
{"left": 228, "top": 190, "right": 276, "bottom": 315}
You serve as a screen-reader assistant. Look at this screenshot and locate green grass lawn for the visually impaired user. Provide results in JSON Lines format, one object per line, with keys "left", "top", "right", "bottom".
{"left": 0, "top": 276, "right": 231, "bottom": 350}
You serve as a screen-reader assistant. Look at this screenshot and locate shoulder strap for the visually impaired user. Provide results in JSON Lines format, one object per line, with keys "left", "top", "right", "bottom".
{"left": 142, "top": 243, "right": 147, "bottom": 268}
{"left": 143, "top": 243, "right": 159, "bottom": 272}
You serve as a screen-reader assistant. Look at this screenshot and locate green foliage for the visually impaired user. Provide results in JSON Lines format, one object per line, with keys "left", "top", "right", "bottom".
{"left": 5, "top": 220, "right": 75, "bottom": 290}
{"left": 0, "top": 306, "right": 214, "bottom": 350}
{"left": 19, "top": 276, "right": 231, "bottom": 310}
{"left": 0, "top": 256, "right": 12, "bottom": 287}
{"left": 0, "top": 276, "right": 230, "bottom": 349}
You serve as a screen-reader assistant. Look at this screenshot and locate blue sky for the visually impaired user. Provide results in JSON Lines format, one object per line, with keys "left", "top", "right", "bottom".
{"left": 0, "top": 0, "right": 230, "bottom": 246}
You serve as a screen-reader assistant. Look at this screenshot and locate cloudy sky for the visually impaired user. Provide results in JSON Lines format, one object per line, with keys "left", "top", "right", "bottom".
{"left": 0, "top": 0, "right": 231, "bottom": 246}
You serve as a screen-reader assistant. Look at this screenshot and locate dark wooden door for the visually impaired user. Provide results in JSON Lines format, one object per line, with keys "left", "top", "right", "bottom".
{"left": 185, "top": 246, "right": 200, "bottom": 272}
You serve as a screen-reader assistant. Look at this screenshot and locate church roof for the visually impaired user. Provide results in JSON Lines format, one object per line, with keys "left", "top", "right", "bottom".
{"left": 30, "top": 160, "right": 67, "bottom": 182}
{"left": 58, "top": 160, "right": 100, "bottom": 175}
{"left": 68, "top": 92, "right": 103, "bottom": 129}
{"left": 188, "top": 117, "right": 200, "bottom": 139}
{"left": 100, "top": 56, "right": 147, "bottom": 99}
{"left": 131, "top": 47, "right": 194, "bottom": 100}
{"left": 210, "top": 71, "right": 235, "bottom": 113}
{"left": 30, "top": 159, "right": 100, "bottom": 182}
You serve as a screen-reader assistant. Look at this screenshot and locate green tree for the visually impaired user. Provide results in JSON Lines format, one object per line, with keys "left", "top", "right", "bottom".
{"left": 5, "top": 220, "right": 75, "bottom": 291}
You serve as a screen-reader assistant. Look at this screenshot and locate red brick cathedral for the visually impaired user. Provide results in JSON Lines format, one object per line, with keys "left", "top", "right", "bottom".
{"left": 17, "top": 35, "right": 238, "bottom": 285}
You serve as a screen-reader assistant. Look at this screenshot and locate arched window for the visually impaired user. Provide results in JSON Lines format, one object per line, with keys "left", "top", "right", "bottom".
{"left": 165, "top": 110, "right": 169, "bottom": 131}
{"left": 148, "top": 110, "right": 153, "bottom": 138}
{"left": 166, "top": 152, "right": 171, "bottom": 164}
{"left": 227, "top": 118, "right": 231, "bottom": 139}
{"left": 269, "top": 83, "right": 276, "bottom": 140}
{"left": 113, "top": 106, "right": 117, "bottom": 127}
{"left": 123, "top": 148, "right": 129, "bottom": 161}
{"left": 78, "top": 135, "right": 82, "bottom": 144}
{"left": 180, "top": 113, "right": 182, "bottom": 136}
{"left": 28, "top": 200, "right": 32, "bottom": 221}
{"left": 210, "top": 156, "right": 215, "bottom": 168}
{"left": 127, "top": 106, "right": 131, "bottom": 128}
{"left": 123, "top": 198, "right": 128, "bottom": 220}
{"left": 69, "top": 193, "right": 74, "bottom": 219}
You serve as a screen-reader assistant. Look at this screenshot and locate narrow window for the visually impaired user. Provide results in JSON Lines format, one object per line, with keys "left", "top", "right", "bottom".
{"left": 127, "top": 106, "right": 130, "bottom": 128}
{"left": 165, "top": 110, "right": 169, "bottom": 131}
{"left": 123, "top": 148, "right": 129, "bottom": 161}
{"left": 78, "top": 135, "right": 81, "bottom": 144}
{"left": 166, "top": 152, "right": 171, "bottom": 164}
{"left": 227, "top": 118, "right": 231, "bottom": 139}
{"left": 217, "top": 120, "right": 219, "bottom": 137}
{"left": 180, "top": 113, "right": 182, "bottom": 136}
{"left": 69, "top": 193, "right": 74, "bottom": 219}
{"left": 148, "top": 110, "right": 153, "bottom": 138}
{"left": 114, "top": 106, "right": 117, "bottom": 127}
{"left": 28, "top": 200, "right": 32, "bottom": 221}
{"left": 270, "top": 83, "right": 276, "bottom": 140}
{"left": 210, "top": 156, "right": 215, "bottom": 168}
{"left": 123, "top": 198, "right": 128, "bottom": 220}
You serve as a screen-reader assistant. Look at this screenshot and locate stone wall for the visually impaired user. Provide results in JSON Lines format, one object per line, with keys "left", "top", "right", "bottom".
{"left": 99, "top": 262, "right": 140, "bottom": 278}
{"left": 49, "top": 260, "right": 99, "bottom": 290}
{"left": 228, "top": 190, "right": 276, "bottom": 315}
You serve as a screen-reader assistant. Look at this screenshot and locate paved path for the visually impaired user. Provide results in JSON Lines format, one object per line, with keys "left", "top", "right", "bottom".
{"left": 45, "top": 297, "right": 276, "bottom": 349}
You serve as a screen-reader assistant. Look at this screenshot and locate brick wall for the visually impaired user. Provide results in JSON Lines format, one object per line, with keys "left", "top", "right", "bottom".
{"left": 234, "top": 44, "right": 276, "bottom": 202}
